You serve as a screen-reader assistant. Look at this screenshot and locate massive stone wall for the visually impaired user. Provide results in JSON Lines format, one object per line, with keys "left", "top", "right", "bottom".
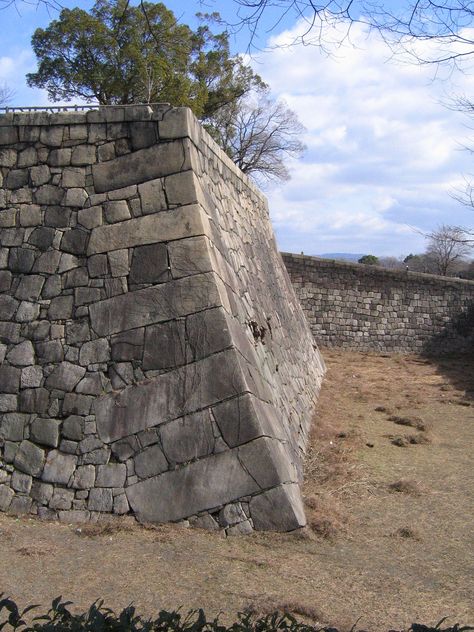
{"left": 283, "top": 253, "right": 474, "bottom": 354}
{"left": 0, "top": 105, "right": 324, "bottom": 533}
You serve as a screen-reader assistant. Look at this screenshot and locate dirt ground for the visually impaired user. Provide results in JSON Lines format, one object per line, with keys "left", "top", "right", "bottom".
{"left": 0, "top": 348, "right": 473, "bottom": 631}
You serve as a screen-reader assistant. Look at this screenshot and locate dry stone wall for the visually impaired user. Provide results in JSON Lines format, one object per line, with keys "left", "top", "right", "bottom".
{"left": 283, "top": 253, "right": 474, "bottom": 354}
{"left": 0, "top": 105, "right": 325, "bottom": 533}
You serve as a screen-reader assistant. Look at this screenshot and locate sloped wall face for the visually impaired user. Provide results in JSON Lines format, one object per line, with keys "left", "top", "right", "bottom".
{"left": 0, "top": 106, "right": 324, "bottom": 533}
{"left": 283, "top": 253, "right": 474, "bottom": 354}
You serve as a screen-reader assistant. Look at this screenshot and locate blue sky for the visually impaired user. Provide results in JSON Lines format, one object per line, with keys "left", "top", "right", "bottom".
{"left": 1, "top": 0, "right": 474, "bottom": 257}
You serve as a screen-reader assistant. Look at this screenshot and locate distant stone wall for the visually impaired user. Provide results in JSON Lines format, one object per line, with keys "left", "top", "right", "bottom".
{"left": 0, "top": 106, "right": 324, "bottom": 532}
{"left": 282, "top": 253, "right": 474, "bottom": 354}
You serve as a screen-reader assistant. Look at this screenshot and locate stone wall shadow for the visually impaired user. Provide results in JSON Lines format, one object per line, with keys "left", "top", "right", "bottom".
{"left": 422, "top": 302, "right": 474, "bottom": 400}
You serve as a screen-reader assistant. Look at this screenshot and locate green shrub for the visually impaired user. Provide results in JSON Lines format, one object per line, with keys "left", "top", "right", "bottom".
{"left": 0, "top": 596, "right": 472, "bottom": 632}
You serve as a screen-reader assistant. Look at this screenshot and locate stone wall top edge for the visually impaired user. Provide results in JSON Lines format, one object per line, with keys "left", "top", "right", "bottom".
{"left": 0, "top": 103, "right": 172, "bottom": 126}
{"left": 189, "top": 111, "right": 268, "bottom": 204}
{"left": 281, "top": 252, "right": 474, "bottom": 289}
{"left": 0, "top": 103, "right": 267, "bottom": 203}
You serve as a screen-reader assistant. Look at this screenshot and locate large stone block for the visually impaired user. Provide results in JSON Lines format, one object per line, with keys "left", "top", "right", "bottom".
{"left": 249, "top": 484, "right": 306, "bottom": 531}
{"left": 129, "top": 243, "right": 168, "bottom": 284}
{"left": 95, "top": 349, "right": 248, "bottom": 443}
{"left": 45, "top": 362, "right": 86, "bottom": 391}
{"left": 13, "top": 440, "right": 45, "bottom": 476}
{"left": 89, "top": 272, "right": 224, "bottom": 337}
{"left": 92, "top": 141, "right": 188, "bottom": 192}
{"left": 42, "top": 450, "right": 77, "bottom": 484}
{"left": 142, "top": 320, "right": 186, "bottom": 370}
{"left": 87, "top": 205, "right": 207, "bottom": 255}
{"left": 126, "top": 447, "right": 259, "bottom": 523}
{"left": 160, "top": 411, "right": 214, "bottom": 464}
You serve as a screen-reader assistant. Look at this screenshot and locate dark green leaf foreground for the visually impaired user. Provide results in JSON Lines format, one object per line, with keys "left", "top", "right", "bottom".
{"left": 0, "top": 596, "right": 472, "bottom": 632}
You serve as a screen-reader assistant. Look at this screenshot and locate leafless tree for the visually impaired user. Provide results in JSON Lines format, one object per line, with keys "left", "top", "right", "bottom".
{"left": 425, "top": 224, "right": 473, "bottom": 276}
{"left": 206, "top": 89, "right": 305, "bottom": 183}
{"left": 232, "top": 0, "right": 474, "bottom": 69}
{"left": 378, "top": 256, "right": 405, "bottom": 270}
{"left": 0, "top": 83, "right": 14, "bottom": 106}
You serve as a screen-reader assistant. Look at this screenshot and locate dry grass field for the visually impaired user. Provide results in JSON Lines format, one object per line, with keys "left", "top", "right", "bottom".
{"left": 0, "top": 348, "right": 473, "bottom": 631}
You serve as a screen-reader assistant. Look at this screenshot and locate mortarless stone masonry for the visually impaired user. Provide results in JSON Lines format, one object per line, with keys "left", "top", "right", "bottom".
{"left": 0, "top": 105, "right": 325, "bottom": 533}
{"left": 283, "top": 253, "right": 474, "bottom": 354}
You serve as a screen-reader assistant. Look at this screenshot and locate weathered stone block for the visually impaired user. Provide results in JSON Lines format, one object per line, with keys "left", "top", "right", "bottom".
{"left": 42, "top": 450, "right": 77, "bottom": 484}
{"left": 48, "top": 295, "right": 74, "bottom": 320}
{"left": 88, "top": 254, "right": 108, "bottom": 277}
{"left": 160, "top": 411, "right": 214, "bottom": 464}
{"left": 71, "top": 465, "right": 96, "bottom": 489}
{"left": 142, "top": 320, "right": 186, "bottom": 370}
{"left": 30, "top": 165, "right": 50, "bottom": 187}
{"left": 0, "top": 394, "right": 17, "bottom": 412}
{"left": 15, "top": 275, "right": 45, "bottom": 301}
{"left": 21, "top": 365, "right": 43, "bottom": 388}
{"left": 95, "top": 349, "right": 248, "bottom": 443}
{"left": 212, "top": 394, "right": 284, "bottom": 448}
{"left": 89, "top": 271, "right": 222, "bottom": 337}
{"left": 8, "top": 247, "right": 35, "bottom": 273}
{"left": 79, "top": 339, "right": 110, "bottom": 366}
{"left": 78, "top": 205, "right": 102, "bottom": 229}
{"left": 0, "top": 413, "right": 28, "bottom": 441}
{"left": 30, "top": 418, "right": 61, "bottom": 448}
{"left": 104, "top": 200, "right": 131, "bottom": 223}
{"left": 45, "top": 361, "right": 86, "bottom": 391}
{"left": 129, "top": 243, "right": 168, "bottom": 284}
{"left": 133, "top": 444, "right": 168, "bottom": 480}
{"left": 249, "top": 484, "right": 306, "bottom": 531}
{"left": 16, "top": 300, "right": 41, "bottom": 322}
{"left": 92, "top": 141, "right": 187, "bottom": 192}
{"left": 0, "top": 366, "right": 21, "bottom": 393}
{"left": 107, "top": 249, "right": 129, "bottom": 277}
{"left": 76, "top": 373, "right": 104, "bottom": 395}
{"left": 0, "top": 485, "right": 14, "bottom": 511}
{"left": 88, "top": 488, "right": 113, "bottom": 512}
{"left": 60, "top": 229, "right": 89, "bottom": 255}
{"left": 49, "top": 488, "right": 74, "bottom": 510}
{"left": 87, "top": 205, "right": 207, "bottom": 255}
{"left": 62, "top": 393, "right": 93, "bottom": 416}
{"left": 29, "top": 226, "right": 55, "bottom": 251}
{"left": 111, "top": 328, "right": 144, "bottom": 361}
{"left": 34, "top": 184, "right": 64, "bottom": 206}
{"left": 13, "top": 440, "right": 45, "bottom": 476}
{"left": 34, "top": 251, "right": 61, "bottom": 275}
{"left": 19, "top": 204, "right": 42, "bottom": 227}
{"left": 62, "top": 415, "right": 85, "bottom": 441}
{"left": 0, "top": 294, "right": 18, "bottom": 320}
{"left": 35, "top": 340, "right": 64, "bottom": 363}
{"left": 11, "top": 471, "right": 33, "bottom": 493}
{"left": 30, "top": 481, "right": 54, "bottom": 504}
{"left": 7, "top": 340, "right": 35, "bottom": 367}
{"left": 138, "top": 178, "right": 166, "bottom": 215}
{"left": 126, "top": 446, "right": 258, "bottom": 524}
{"left": 95, "top": 463, "right": 127, "bottom": 487}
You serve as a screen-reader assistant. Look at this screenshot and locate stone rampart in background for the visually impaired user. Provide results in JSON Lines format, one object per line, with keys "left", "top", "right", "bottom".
{"left": 283, "top": 253, "right": 474, "bottom": 354}
{"left": 0, "top": 106, "right": 324, "bottom": 533}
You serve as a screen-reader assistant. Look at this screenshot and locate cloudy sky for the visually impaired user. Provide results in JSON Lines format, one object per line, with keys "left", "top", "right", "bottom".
{"left": 1, "top": 0, "right": 474, "bottom": 257}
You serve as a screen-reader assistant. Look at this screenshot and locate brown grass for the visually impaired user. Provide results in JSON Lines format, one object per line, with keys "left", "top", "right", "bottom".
{"left": 392, "top": 527, "right": 422, "bottom": 541}
{"left": 0, "top": 349, "right": 473, "bottom": 632}
{"left": 244, "top": 598, "right": 324, "bottom": 623}
{"left": 388, "top": 415, "right": 427, "bottom": 431}
{"left": 75, "top": 521, "right": 134, "bottom": 538}
{"left": 387, "top": 480, "right": 423, "bottom": 495}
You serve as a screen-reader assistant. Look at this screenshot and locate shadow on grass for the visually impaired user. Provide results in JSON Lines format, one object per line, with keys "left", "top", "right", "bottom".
{"left": 422, "top": 302, "right": 474, "bottom": 400}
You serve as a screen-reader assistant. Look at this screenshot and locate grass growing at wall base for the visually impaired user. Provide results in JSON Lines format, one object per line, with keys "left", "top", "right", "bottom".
{"left": 0, "top": 596, "right": 472, "bottom": 632}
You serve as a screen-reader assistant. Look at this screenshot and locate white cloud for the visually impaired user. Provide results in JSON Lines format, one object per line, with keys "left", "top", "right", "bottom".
{"left": 253, "top": 19, "right": 474, "bottom": 256}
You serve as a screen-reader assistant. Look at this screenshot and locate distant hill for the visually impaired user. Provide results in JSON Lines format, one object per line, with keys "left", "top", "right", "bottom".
{"left": 318, "top": 253, "right": 366, "bottom": 262}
